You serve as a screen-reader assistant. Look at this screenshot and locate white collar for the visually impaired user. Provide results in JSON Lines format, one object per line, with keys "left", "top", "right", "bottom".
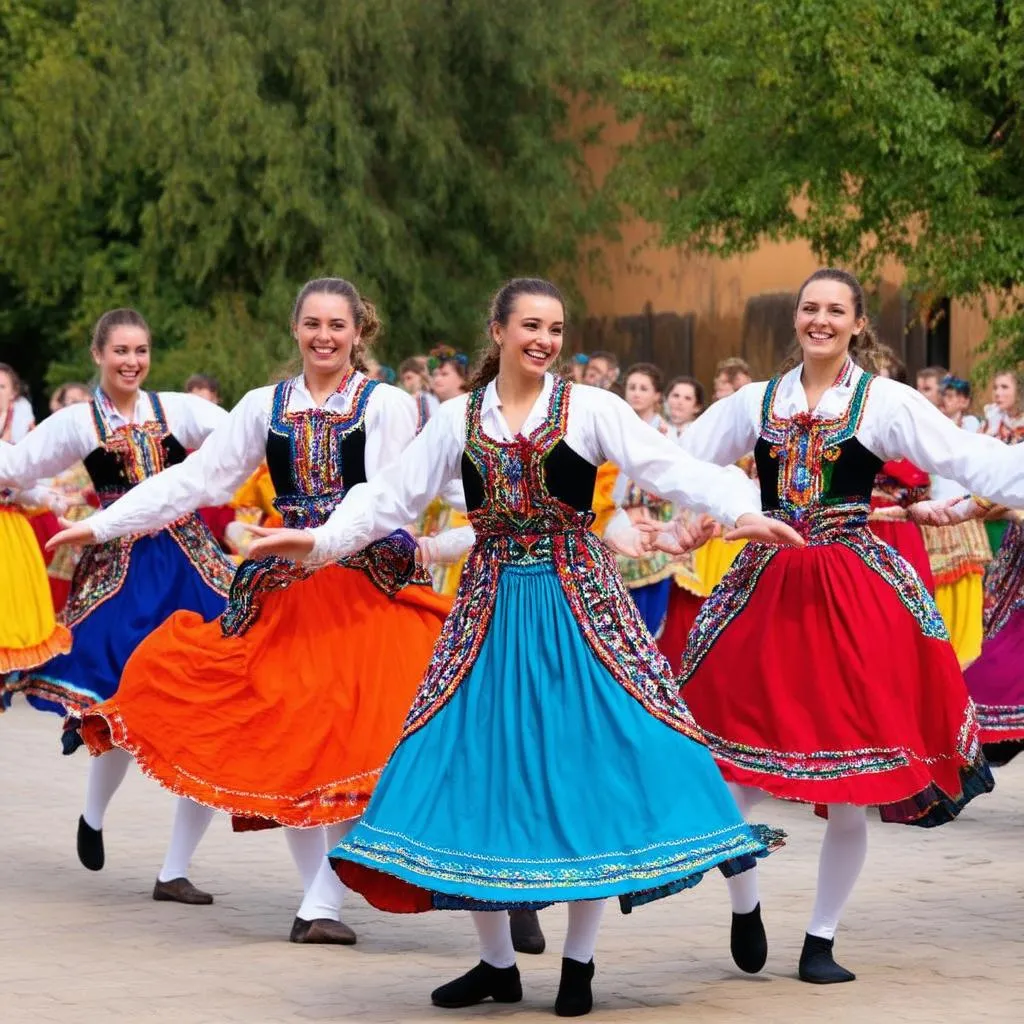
{"left": 95, "top": 388, "right": 152, "bottom": 427}
{"left": 480, "top": 373, "right": 554, "bottom": 415}
{"left": 773, "top": 359, "right": 862, "bottom": 419}
{"left": 291, "top": 369, "right": 367, "bottom": 407}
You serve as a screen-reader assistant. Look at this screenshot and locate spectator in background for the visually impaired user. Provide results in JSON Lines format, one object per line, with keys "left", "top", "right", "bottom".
{"left": 429, "top": 346, "right": 470, "bottom": 402}
{"left": 664, "top": 375, "right": 705, "bottom": 444}
{"left": 713, "top": 357, "right": 752, "bottom": 400}
{"left": 915, "top": 366, "right": 948, "bottom": 407}
{"left": 570, "top": 353, "right": 589, "bottom": 383}
{"left": 184, "top": 373, "right": 222, "bottom": 405}
{"left": 582, "top": 350, "right": 620, "bottom": 390}
{"left": 50, "top": 382, "right": 92, "bottom": 414}
{"left": 939, "top": 376, "right": 980, "bottom": 433}
{"left": 399, "top": 356, "right": 440, "bottom": 429}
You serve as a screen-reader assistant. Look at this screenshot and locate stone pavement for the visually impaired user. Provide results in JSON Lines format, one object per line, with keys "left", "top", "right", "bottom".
{"left": 2, "top": 701, "right": 1023, "bottom": 1024}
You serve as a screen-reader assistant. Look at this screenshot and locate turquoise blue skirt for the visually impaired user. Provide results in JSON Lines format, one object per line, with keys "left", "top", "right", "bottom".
{"left": 330, "top": 561, "right": 778, "bottom": 910}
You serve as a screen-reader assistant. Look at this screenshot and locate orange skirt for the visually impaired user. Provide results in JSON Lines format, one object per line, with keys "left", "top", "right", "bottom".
{"left": 81, "top": 564, "right": 450, "bottom": 827}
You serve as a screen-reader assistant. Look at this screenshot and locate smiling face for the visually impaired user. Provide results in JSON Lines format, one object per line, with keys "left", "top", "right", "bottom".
{"left": 93, "top": 325, "right": 151, "bottom": 401}
{"left": 292, "top": 292, "right": 358, "bottom": 379}
{"left": 794, "top": 278, "right": 866, "bottom": 365}
{"left": 667, "top": 381, "right": 700, "bottom": 425}
{"left": 625, "top": 371, "right": 661, "bottom": 420}
{"left": 494, "top": 293, "right": 565, "bottom": 382}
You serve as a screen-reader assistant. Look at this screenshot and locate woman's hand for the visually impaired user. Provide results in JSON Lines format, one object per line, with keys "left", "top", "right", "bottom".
{"left": 870, "top": 505, "right": 908, "bottom": 522}
{"left": 642, "top": 513, "right": 717, "bottom": 556}
{"left": 907, "top": 497, "right": 980, "bottom": 527}
{"left": 245, "top": 525, "right": 316, "bottom": 562}
{"left": 44, "top": 522, "right": 96, "bottom": 551}
{"left": 724, "top": 513, "right": 805, "bottom": 547}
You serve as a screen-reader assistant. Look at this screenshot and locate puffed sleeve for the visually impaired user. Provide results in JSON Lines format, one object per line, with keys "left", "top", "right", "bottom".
{"left": 308, "top": 396, "right": 467, "bottom": 562}
{"left": 869, "top": 379, "right": 1024, "bottom": 507}
{"left": 158, "top": 392, "right": 230, "bottom": 448}
{"left": 588, "top": 388, "right": 760, "bottom": 526}
{"left": 363, "top": 384, "right": 419, "bottom": 475}
{"left": 677, "top": 385, "right": 763, "bottom": 465}
{"left": 420, "top": 524, "right": 476, "bottom": 565}
{"left": 87, "top": 388, "right": 272, "bottom": 543}
{"left": 0, "top": 405, "right": 96, "bottom": 487}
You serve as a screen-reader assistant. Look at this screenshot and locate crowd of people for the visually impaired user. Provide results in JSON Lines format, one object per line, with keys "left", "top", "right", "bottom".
{"left": 0, "top": 268, "right": 1022, "bottom": 1017}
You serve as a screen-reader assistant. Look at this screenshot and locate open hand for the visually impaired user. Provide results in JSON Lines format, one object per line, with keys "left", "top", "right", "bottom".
{"left": 244, "top": 525, "right": 316, "bottom": 562}
{"left": 724, "top": 513, "right": 805, "bottom": 547}
{"left": 44, "top": 521, "right": 96, "bottom": 551}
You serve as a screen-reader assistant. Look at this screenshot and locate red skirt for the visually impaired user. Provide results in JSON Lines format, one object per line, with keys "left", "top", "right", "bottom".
{"left": 870, "top": 518, "right": 935, "bottom": 594}
{"left": 82, "top": 565, "right": 450, "bottom": 828}
{"left": 679, "top": 535, "right": 989, "bottom": 825}
{"left": 656, "top": 585, "right": 705, "bottom": 671}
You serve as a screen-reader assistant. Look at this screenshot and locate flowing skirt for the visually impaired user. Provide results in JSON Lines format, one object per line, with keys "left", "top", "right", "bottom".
{"left": 870, "top": 519, "right": 935, "bottom": 593}
{"left": 331, "top": 562, "right": 781, "bottom": 912}
{"left": 82, "top": 565, "right": 450, "bottom": 827}
{"left": 680, "top": 536, "right": 991, "bottom": 826}
{"left": 8, "top": 531, "right": 228, "bottom": 717}
{"left": 0, "top": 508, "right": 70, "bottom": 674}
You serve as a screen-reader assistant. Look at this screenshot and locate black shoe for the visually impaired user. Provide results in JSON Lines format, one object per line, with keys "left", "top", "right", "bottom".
{"left": 730, "top": 903, "right": 767, "bottom": 973}
{"left": 510, "top": 907, "right": 546, "bottom": 954}
{"left": 430, "top": 961, "right": 522, "bottom": 1009}
{"left": 77, "top": 815, "right": 104, "bottom": 871}
{"left": 555, "top": 957, "right": 595, "bottom": 1017}
{"left": 61, "top": 720, "right": 84, "bottom": 756}
{"left": 798, "top": 933, "right": 856, "bottom": 984}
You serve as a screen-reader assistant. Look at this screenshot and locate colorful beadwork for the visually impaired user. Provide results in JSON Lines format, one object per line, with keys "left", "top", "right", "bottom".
{"left": 982, "top": 520, "right": 1024, "bottom": 639}
{"left": 402, "top": 378, "right": 703, "bottom": 742}
{"left": 615, "top": 479, "right": 677, "bottom": 589}
{"left": 222, "top": 377, "right": 427, "bottom": 636}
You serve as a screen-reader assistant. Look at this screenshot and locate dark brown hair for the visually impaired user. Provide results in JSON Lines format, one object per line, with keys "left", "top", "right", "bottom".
{"left": 666, "top": 374, "right": 706, "bottom": 414}
{"left": 291, "top": 278, "right": 381, "bottom": 373}
{"left": 0, "top": 362, "right": 21, "bottom": 393}
{"left": 625, "top": 362, "right": 664, "bottom": 394}
{"left": 469, "top": 278, "right": 566, "bottom": 390}
{"left": 91, "top": 308, "right": 151, "bottom": 353}
{"left": 184, "top": 373, "right": 221, "bottom": 397}
{"left": 858, "top": 342, "right": 907, "bottom": 383}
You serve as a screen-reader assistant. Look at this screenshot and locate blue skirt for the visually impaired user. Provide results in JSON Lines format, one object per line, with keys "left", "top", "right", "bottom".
{"left": 15, "top": 532, "right": 228, "bottom": 717}
{"left": 628, "top": 578, "right": 672, "bottom": 639}
{"left": 331, "top": 561, "right": 778, "bottom": 910}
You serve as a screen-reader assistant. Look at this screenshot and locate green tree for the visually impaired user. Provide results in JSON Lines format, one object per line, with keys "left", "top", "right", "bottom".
{"left": 613, "top": 0, "right": 1024, "bottom": 370}
{"left": 0, "top": 0, "right": 622, "bottom": 404}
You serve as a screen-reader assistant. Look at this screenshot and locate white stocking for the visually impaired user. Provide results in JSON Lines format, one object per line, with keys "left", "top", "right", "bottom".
{"left": 472, "top": 910, "right": 516, "bottom": 969}
{"left": 285, "top": 826, "right": 326, "bottom": 894}
{"left": 564, "top": 899, "right": 606, "bottom": 964}
{"left": 158, "top": 798, "right": 215, "bottom": 882}
{"left": 82, "top": 748, "right": 132, "bottom": 830}
{"left": 807, "top": 803, "right": 868, "bottom": 940}
{"left": 724, "top": 781, "right": 767, "bottom": 914}
{"left": 295, "top": 820, "right": 355, "bottom": 923}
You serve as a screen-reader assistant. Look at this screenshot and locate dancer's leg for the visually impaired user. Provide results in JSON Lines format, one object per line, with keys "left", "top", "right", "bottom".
{"left": 285, "top": 826, "right": 326, "bottom": 894}
{"left": 158, "top": 798, "right": 216, "bottom": 882}
{"left": 289, "top": 820, "right": 357, "bottom": 944}
{"left": 431, "top": 911, "right": 522, "bottom": 1009}
{"left": 82, "top": 748, "right": 132, "bottom": 830}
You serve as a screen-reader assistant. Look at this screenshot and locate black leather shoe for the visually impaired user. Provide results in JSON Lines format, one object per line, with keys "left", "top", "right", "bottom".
{"left": 555, "top": 957, "right": 595, "bottom": 1017}
{"left": 153, "top": 877, "right": 214, "bottom": 905}
{"left": 731, "top": 903, "right": 767, "bottom": 973}
{"left": 77, "top": 815, "right": 104, "bottom": 871}
{"left": 798, "top": 933, "right": 856, "bottom": 984}
{"left": 431, "top": 961, "right": 522, "bottom": 1008}
{"left": 510, "top": 907, "right": 546, "bottom": 954}
{"left": 289, "top": 917, "right": 357, "bottom": 944}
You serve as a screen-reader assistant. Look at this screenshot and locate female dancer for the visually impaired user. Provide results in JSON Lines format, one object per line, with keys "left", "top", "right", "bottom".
{"left": 0, "top": 315, "right": 233, "bottom": 887}
{"left": 49, "top": 278, "right": 451, "bottom": 943}
{"left": 614, "top": 363, "right": 677, "bottom": 637}
{"left": 980, "top": 370, "right": 1024, "bottom": 554}
{"left": 246, "top": 277, "right": 799, "bottom": 1016}
{"left": 675, "top": 268, "right": 1024, "bottom": 985}
{"left": 0, "top": 363, "right": 72, "bottom": 675}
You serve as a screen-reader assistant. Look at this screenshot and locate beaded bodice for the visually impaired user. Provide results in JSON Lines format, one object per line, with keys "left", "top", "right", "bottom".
{"left": 754, "top": 369, "right": 881, "bottom": 541}
{"left": 83, "top": 393, "right": 186, "bottom": 509}
{"left": 460, "top": 378, "right": 596, "bottom": 556}
{"left": 265, "top": 375, "right": 378, "bottom": 530}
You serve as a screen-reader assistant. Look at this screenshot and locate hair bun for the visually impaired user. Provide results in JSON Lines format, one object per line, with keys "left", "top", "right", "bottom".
{"left": 359, "top": 298, "right": 381, "bottom": 345}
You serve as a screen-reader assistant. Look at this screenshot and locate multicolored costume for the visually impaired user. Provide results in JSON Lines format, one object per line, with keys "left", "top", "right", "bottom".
{"left": 302, "top": 375, "right": 781, "bottom": 913}
{"left": 678, "top": 360, "right": 1024, "bottom": 823}
{"left": 868, "top": 458, "right": 935, "bottom": 592}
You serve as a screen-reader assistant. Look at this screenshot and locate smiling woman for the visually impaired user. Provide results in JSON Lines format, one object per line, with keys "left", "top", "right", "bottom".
{"left": 0, "top": 307, "right": 233, "bottom": 887}
{"left": 45, "top": 277, "right": 451, "bottom": 947}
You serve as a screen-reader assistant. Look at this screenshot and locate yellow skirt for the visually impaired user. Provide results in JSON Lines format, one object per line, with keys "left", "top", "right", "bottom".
{"left": 0, "top": 507, "right": 71, "bottom": 672}
{"left": 934, "top": 573, "right": 985, "bottom": 667}
{"left": 692, "top": 536, "right": 748, "bottom": 598}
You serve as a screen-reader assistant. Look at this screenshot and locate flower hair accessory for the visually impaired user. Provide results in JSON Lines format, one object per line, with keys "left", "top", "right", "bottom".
{"left": 428, "top": 344, "right": 470, "bottom": 373}
{"left": 940, "top": 375, "right": 970, "bottom": 397}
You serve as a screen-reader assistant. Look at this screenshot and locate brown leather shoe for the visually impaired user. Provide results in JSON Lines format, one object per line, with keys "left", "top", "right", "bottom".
{"left": 152, "top": 877, "right": 214, "bottom": 905}
{"left": 289, "top": 916, "right": 357, "bottom": 945}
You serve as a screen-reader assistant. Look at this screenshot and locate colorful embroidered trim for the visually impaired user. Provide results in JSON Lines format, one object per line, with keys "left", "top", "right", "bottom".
{"left": 983, "top": 520, "right": 1024, "bottom": 639}
{"left": 403, "top": 378, "right": 702, "bottom": 743}
{"left": 975, "top": 703, "right": 1024, "bottom": 739}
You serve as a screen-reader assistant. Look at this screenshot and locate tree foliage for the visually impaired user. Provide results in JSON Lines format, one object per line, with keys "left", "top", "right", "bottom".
{"left": 614, "top": 0, "right": 1024, "bottom": 369}
{"left": 0, "top": 0, "right": 622, "bottom": 402}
